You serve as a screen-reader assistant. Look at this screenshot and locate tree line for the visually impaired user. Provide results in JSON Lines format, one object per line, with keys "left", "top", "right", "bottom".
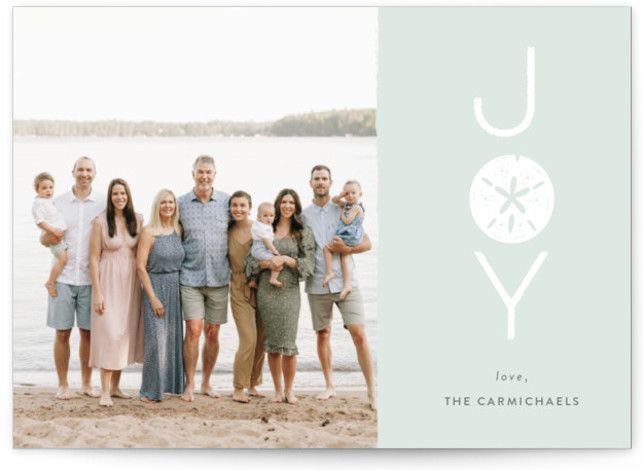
{"left": 14, "top": 109, "right": 376, "bottom": 137}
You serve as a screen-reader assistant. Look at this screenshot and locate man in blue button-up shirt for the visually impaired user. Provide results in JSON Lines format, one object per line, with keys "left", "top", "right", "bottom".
{"left": 178, "top": 155, "right": 230, "bottom": 402}
{"left": 302, "top": 165, "right": 377, "bottom": 410}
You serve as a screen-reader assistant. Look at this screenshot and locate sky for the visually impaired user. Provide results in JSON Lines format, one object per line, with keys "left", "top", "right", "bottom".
{"left": 13, "top": 7, "right": 378, "bottom": 122}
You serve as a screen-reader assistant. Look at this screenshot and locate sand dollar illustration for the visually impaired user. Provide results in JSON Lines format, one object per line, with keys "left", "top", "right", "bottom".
{"left": 470, "top": 155, "right": 554, "bottom": 244}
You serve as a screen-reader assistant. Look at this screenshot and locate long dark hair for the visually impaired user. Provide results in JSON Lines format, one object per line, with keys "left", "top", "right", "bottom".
{"left": 228, "top": 190, "right": 253, "bottom": 231}
{"left": 106, "top": 178, "right": 138, "bottom": 238}
{"left": 273, "top": 188, "right": 305, "bottom": 249}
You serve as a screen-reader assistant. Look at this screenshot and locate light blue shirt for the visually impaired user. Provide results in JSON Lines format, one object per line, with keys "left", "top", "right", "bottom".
{"left": 178, "top": 189, "right": 230, "bottom": 287}
{"left": 302, "top": 201, "right": 359, "bottom": 294}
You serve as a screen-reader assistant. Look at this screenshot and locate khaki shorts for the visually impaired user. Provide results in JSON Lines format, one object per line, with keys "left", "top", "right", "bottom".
{"left": 308, "top": 289, "right": 365, "bottom": 331}
{"left": 180, "top": 285, "right": 229, "bottom": 324}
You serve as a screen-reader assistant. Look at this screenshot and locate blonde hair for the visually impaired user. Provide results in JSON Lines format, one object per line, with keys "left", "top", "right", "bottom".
{"left": 344, "top": 180, "right": 362, "bottom": 190}
{"left": 257, "top": 201, "right": 274, "bottom": 216}
{"left": 147, "top": 189, "right": 182, "bottom": 237}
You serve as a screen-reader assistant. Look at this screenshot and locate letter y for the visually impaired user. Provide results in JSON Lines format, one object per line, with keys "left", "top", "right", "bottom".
{"left": 474, "top": 251, "right": 547, "bottom": 340}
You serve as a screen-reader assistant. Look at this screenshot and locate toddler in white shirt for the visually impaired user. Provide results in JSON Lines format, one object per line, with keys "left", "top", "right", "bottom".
{"left": 32, "top": 172, "right": 67, "bottom": 297}
{"left": 251, "top": 202, "right": 283, "bottom": 288}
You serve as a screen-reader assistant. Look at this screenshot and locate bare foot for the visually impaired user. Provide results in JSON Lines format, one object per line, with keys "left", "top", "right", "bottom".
{"left": 368, "top": 391, "right": 377, "bottom": 411}
{"left": 322, "top": 273, "right": 334, "bottom": 288}
{"left": 232, "top": 389, "right": 250, "bottom": 403}
{"left": 269, "top": 279, "right": 283, "bottom": 288}
{"left": 339, "top": 286, "right": 352, "bottom": 301}
{"left": 45, "top": 282, "right": 58, "bottom": 298}
{"left": 80, "top": 385, "right": 100, "bottom": 398}
{"left": 272, "top": 391, "right": 285, "bottom": 403}
{"left": 55, "top": 386, "right": 71, "bottom": 400}
{"left": 284, "top": 392, "right": 298, "bottom": 404}
{"left": 181, "top": 387, "right": 195, "bottom": 402}
{"left": 248, "top": 387, "right": 265, "bottom": 398}
{"left": 99, "top": 394, "right": 113, "bottom": 407}
{"left": 316, "top": 387, "right": 336, "bottom": 400}
{"left": 200, "top": 385, "right": 221, "bottom": 398}
{"left": 111, "top": 389, "right": 132, "bottom": 399}
{"left": 140, "top": 396, "right": 158, "bottom": 404}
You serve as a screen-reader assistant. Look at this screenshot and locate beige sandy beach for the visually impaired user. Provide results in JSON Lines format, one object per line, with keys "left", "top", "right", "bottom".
{"left": 13, "top": 386, "right": 376, "bottom": 448}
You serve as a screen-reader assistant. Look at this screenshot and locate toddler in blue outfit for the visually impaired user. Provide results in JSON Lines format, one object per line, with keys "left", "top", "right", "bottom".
{"left": 322, "top": 180, "right": 365, "bottom": 300}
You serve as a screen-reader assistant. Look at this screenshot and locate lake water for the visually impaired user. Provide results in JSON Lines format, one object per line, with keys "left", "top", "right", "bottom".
{"left": 13, "top": 136, "right": 377, "bottom": 390}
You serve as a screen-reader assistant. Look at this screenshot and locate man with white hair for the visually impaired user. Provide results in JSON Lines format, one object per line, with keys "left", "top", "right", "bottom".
{"left": 178, "top": 155, "right": 230, "bottom": 401}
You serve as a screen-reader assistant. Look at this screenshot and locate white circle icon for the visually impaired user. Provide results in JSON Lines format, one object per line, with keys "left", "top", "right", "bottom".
{"left": 470, "top": 155, "right": 554, "bottom": 244}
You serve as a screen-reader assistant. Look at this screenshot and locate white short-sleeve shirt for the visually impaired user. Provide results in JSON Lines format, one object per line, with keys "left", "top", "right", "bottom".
{"left": 54, "top": 188, "right": 106, "bottom": 286}
{"left": 32, "top": 197, "right": 67, "bottom": 231}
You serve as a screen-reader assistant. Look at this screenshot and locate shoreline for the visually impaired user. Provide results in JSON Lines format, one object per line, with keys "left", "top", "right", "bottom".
{"left": 13, "top": 369, "right": 372, "bottom": 391}
{"left": 13, "top": 386, "right": 377, "bottom": 448}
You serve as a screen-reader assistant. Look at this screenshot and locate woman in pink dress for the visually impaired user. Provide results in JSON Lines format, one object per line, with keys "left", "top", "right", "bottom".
{"left": 89, "top": 178, "right": 144, "bottom": 407}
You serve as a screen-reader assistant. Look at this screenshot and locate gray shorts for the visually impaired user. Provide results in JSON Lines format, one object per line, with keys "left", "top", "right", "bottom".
{"left": 46, "top": 282, "right": 92, "bottom": 330}
{"left": 180, "top": 285, "right": 229, "bottom": 324}
{"left": 308, "top": 289, "right": 365, "bottom": 331}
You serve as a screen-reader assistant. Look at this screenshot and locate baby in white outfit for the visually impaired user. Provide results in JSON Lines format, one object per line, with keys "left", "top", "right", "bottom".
{"left": 251, "top": 202, "right": 283, "bottom": 288}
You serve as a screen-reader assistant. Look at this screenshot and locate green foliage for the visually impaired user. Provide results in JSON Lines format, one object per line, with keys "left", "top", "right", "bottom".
{"left": 270, "top": 109, "right": 376, "bottom": 137}
{"left": 14, "top": 109, "right": 376, "bottom": 138}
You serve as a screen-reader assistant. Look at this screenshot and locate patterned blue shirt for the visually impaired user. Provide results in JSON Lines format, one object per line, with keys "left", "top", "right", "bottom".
{"left": 178, "top": 189, "right": 230, "bottom": 287}
{"left": 302, "top": 201, "right": 359, "bottom": 294}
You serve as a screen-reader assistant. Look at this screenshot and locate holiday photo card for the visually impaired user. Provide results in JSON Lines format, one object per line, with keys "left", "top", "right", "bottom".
{"left": 12, "top": 6, "right": 630, "bottom": 448}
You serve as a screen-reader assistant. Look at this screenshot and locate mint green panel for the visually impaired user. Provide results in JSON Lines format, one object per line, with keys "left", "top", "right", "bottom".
{"left": 378, "top": 7, "right": 630, "bottom": 448}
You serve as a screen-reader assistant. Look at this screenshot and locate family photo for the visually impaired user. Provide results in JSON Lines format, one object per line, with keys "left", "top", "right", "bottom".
{"left": 13, "top": 7, "right": 378, "bottom": 448}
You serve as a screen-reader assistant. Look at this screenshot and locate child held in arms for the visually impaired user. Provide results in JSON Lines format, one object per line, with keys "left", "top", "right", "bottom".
{"left": 32, "top": 172, "right": 68, "bottom": 298}
{"left": 323, "top": 180, "right": 366, "bottom": 300}
{"left": 251, "top": 202, "right": 283, "bottom": 288}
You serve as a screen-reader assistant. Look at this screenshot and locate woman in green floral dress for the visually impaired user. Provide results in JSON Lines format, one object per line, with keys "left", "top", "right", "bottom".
{"left": 245, "top": 189, "right": 315, "bottom": 404}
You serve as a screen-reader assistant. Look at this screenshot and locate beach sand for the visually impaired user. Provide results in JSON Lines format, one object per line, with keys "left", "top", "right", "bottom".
{"left": 13, "top": 386, "right": 377, "bottom": 448}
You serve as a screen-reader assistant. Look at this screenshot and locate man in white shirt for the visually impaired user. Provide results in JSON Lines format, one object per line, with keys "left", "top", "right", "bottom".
{"left": 42, "top": 156, "right": 105, "bottom": 400}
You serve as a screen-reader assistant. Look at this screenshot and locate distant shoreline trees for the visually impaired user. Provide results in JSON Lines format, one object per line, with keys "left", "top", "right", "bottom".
{"left": 14, "top": 109, "right": 376, "bottom": 138}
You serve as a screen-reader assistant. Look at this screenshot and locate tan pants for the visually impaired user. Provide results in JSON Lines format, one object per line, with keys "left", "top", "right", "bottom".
{"left": 231, "top": 280, "right": 265, "bottom": 389}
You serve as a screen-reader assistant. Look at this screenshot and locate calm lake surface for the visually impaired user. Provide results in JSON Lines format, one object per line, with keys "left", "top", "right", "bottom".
{"left": 13, "top": 136, "right": 377, "bottom": 390}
